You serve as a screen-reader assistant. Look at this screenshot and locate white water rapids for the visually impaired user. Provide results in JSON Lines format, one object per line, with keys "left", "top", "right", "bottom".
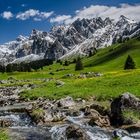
{"left": 50, "top": 113, "right": 140, "bottom": 140}
{"left": 0, "top": 111, "right": 140, "bottom": 140}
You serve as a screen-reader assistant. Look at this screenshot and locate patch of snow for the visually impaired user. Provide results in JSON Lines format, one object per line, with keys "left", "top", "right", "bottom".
{"left": 11, "top": 53, "right": 44, "bottom": 63}
{"left": 45, "top": 36, "right": 54, "bottom": 43}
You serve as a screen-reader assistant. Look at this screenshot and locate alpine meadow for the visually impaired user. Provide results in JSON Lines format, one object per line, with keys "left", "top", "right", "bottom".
{"left": 0, "top": 0, "right": 140, "bottom": 140}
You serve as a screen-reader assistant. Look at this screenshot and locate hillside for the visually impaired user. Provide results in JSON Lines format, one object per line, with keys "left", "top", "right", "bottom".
{"left": 84, "top": 37, "right": 140, "bottom": 71}
{"left": 0, "top": 36, "right": 140, "bottom": 140}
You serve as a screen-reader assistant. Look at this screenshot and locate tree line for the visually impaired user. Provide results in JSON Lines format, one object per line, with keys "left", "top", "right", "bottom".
{"left": 0, "top": 54, "right": 136, "bottom": 73}
{"left": 0, "top": 59, "right": 53, "bottom": 73}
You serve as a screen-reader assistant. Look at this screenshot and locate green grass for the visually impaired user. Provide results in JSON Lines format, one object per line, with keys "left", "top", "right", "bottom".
{"left": 123, "top": 109, "right": 140, "bottom": 122}
{"left": 30, "top": 108, "right": 45, "bottom": 122}
{"left": 0, "top": 38, "right": 140, "bottom": 101}
{"left": 0, "top": 38, "right": 140, "bottom": 80}
{"left": 0, "top": 130, "right": 9, "bottom": 140}
{"left": 84, "top": 38, "right": 140, "bottom": 71}
{"left": 0, "top": 80, "right": 44, "bottom": 87}
{"left": 21, "top": 69, "right": 140, "bottom": 100}
{"left": 112, "top": 138, "right": 120, "bottom": 140}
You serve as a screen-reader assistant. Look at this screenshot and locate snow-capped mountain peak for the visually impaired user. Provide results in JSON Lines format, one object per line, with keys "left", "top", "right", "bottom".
{"left": 0, "top": 15, "right": 139, "bottom": 64}
{"left": 16, "top": 35, "right": 28, "bottom": 42}
{"left": 116, "top": 15, "right": 136, "bottom": 27}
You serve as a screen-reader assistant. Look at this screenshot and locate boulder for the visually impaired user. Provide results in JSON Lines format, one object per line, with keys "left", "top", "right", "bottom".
{"left": 0, "top": 80, "right": 7, "bottom": 84}
{"left": 63, "top": 74, "right": 75, "bottom": 78}
{"left": 66, "top": 110, "right": 81, "bottom": 117}
{"left": 66, "top": 125, "right": 88, "bottom": 140}
{"left": 26, "top": 104, "right": 33, "bottom": 112}
{"left": 55, "top": 80, "right": 65, "bottom": 87}
{"left": 23, "top": 84, "right": 36, "bottom": 89}
{"left": 88, "top": 115, "right": 110, "bottom": 128}
{"left": 94, "top": 73, "right": 103, "bottom": 77}
{"left": 51, "top": 111, "right": 66, "bottom": 122}
{"left": 119, "top": 93, "right": 140, "bottom": 109}
{"left": 30, "top": 108, "right": 66, "bottom": 124}
{"left": 110, "top": 93, "right": 140, "bottom": 126}
{"left": 76, "top": 98, "right": 86, "bottom": 104}
{"left": 82, "top": 106, "right": 110, "bottom": 127}
{"left": 8, "top": 77, "right": 17, "bottom": 83}
{"left": 57, "top": 96, "right": 75, "bottom": 108}
{"left": 90, "top": 103, "right": 108, "bottom": 116}
{"left": 80, "top": 72, "right": 103, "bottom": 78}
{"left": 82, "top": 106, "right": 100, "bottom": 116}
{"left": 78, "top": 74, "right": 87, "bottom": 79}
{"left": 0, "top": 119, "right": 12, "bottom": 127}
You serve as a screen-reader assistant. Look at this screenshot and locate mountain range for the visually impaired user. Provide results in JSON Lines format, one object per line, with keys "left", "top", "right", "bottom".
{"left": 0, "top": 15, "right": 140, "bottom": 65}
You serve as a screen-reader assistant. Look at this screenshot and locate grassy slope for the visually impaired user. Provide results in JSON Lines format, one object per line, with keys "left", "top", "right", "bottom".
{"left": 0, "top": 130, "right": 10, "bottom": 140}
{"left": 0, "top": 38, "right": 140, "bottom": 100}
{"left": 84, "top": 38, "right": 140, "bottom": 71}
{"left": 21, "top": 69, "right": 140, "bottom": 100}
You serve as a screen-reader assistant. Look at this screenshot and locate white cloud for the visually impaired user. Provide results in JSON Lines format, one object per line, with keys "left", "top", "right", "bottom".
{"left": 50, "top": 15, "right": 72, "bottom": 23}
{"left": 16, "top": 9, "right": 39, "bottom": 20}
{"left": 33, "top": 17, "right": 42, "bottom": 21}
{"left": 1, "top": 11, "right": 13, "bottom": 19}
{"left": 40, "top": 11, "right": 54, "bottom": 19}
{"left": 98, "top": 4, "right": 140, "bottom": 21}
{"left": 53, "top": 4, "right": 140, "bottom": 24}
{"left": 16, "top": 9, "right": 53, "bottom": 20}
{"left": 2, "top": 4, "right": 140, "bottom": 24}
{"left": 75, "top": 5, "right": 108, "bottom": 19}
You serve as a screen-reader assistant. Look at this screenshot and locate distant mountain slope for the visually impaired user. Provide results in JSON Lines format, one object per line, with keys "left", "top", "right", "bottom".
{"left": 0, "top": 15, "right": 140, "bottom": 65}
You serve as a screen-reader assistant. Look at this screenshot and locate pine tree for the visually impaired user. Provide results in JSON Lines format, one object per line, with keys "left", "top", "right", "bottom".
{"left": 124, "top": 55, "right": 136, "bottom": 70}
{"left": 0, "top": 65, "right": 5, "bottom": 73}
{"left": 72, "top": 59, "right": 77, "bottom": 63}
{"left": 6, "top": 64, "right": 13, "bottom": 72}
{"left": 89, "top": 50, "right": 93, "bottom": 57}
{"left": 117, "top": 36, "right": 123, "bottom": 43}
{"left": 88, "top": 48, "right": 97, "bottom": 57}
{"left": 64, "top": 60, "right": 69, "bottom": 66}
{"left": 75, "top": 57, "right": 84, "bottom": 71}
{"left": 56, "top": 59, "right": 63, "bottom": 65}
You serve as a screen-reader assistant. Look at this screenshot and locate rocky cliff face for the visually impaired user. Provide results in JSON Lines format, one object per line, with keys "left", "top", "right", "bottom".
{"left": 0, "top": 15, "right": 140, "bottom": 64}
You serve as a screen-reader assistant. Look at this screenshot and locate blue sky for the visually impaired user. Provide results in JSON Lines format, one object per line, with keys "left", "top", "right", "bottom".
{"left": 0, "top": 0, "right": 140, "bottom": 44}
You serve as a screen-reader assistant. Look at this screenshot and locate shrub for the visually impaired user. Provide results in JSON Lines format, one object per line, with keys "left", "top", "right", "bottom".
{"left": 56, "top": 59, "right": 63, "bottom": 65}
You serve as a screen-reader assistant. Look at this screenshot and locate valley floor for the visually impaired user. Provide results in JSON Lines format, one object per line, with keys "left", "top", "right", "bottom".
{"left": 0, "top": 65, "right": 140, "bottom": 100}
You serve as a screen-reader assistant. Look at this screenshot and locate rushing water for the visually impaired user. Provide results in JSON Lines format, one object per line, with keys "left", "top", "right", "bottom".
{"left": 0, "top": 109, "right": 140, "bottom": 140}
{"left": 0, "top": 112, "right": 32, "bottom": 127}
{"left": 50, "top": 113, "right": 111, "bottom": 140}
{"left": 50, "top": 114, "right": 140, "bottom": 140}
